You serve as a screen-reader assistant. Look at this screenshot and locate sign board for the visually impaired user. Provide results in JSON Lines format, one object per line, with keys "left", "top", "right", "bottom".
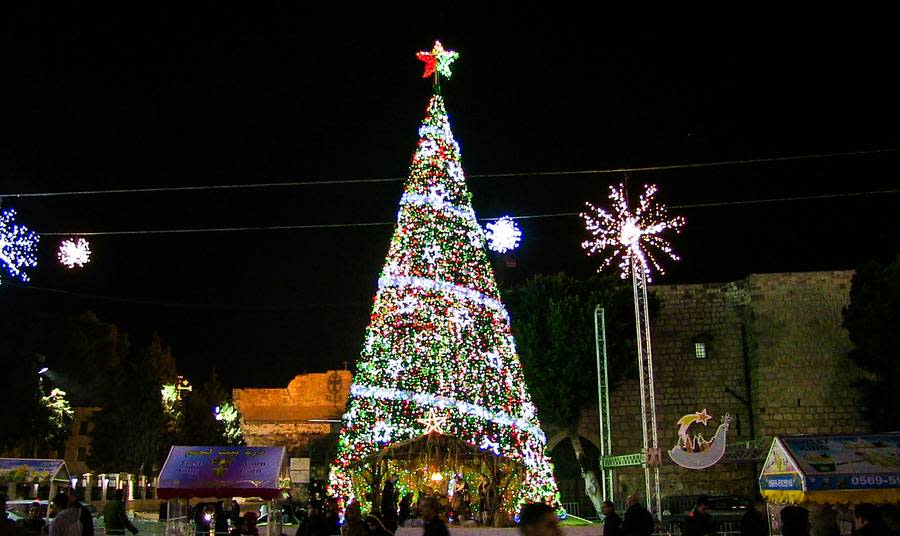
{"left": 157, "top": 446, "right": 288, "bottom": 499}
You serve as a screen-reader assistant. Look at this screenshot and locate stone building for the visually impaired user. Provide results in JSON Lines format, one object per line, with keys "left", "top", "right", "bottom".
{"left": 63, "top": 407, "right": 98, "bottom": 475}
{"left": 550, "top": 270, "right": 869, "bottom": 514}
{"left": 233, "top": 370, "right": 351, "bottom": 480}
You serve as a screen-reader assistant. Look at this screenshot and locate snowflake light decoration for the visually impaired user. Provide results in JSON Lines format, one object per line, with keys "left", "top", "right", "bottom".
{"left": 580, "top": 183, "right": 684, "bottom": 282}
{"left": 0, "top": 208, "right": 40, "bottom": 284}
{"left": 485, "top": 216, "right": 522, "bottom": 253}
{"left": 58, "top": 237, "right": 91, "bottom": 269}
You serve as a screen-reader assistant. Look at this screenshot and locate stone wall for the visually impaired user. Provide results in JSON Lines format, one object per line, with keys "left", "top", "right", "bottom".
{"left": 747, "top": 271, "right": 867, "bottom": 437}
{"left": 567, "top": 271, "right": 869, "bottom": 509}
{"left": 233, "top": 370, "right": 351, "bottom": 452}
{"left": 64, "top": 407, "right": 99, "bottom": 475}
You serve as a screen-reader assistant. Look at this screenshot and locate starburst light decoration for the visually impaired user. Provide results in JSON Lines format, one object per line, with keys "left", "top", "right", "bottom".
{"left": 57, "top": 237, "right": 91, "bottom": 269}
{"left": 0, "top": 208, "right": 40, "bottom": 284}
{"left": 485, "top": 216, "right": 522, "bottom": 253}
{"left": 580, "top": 183, "right": 684, "bottom": 281}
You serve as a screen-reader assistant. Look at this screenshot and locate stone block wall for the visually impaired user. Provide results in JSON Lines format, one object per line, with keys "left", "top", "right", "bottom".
{"left": 747, "top": 271, "right": 867, "bottom": 437}
{"left": 569, "top": 271, "right": 869, "bottom": 508}
{"left": 233, "top": 370, "right": 350, "bottom": 452}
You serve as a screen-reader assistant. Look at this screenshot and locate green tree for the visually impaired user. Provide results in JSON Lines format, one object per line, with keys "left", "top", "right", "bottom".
{"left": 40, "top": 388, "right": 75, "bottom": 449}
{"left": 504, "top": 273, "right": 639, "bottom": 514}
{"left": 842, "top": 257, "right": 900, "bottom": 430}
{"left": 178, "top": 371, "right": 228, "bottom": 445}
{"left": 88, "top": 335, "right": 173, "bottom": 476}
{"left": 0, "top": 314, "right": 71, "bottom": 455}
{"left": 0, "top": 324, "right": 52, "bottom": 451}
{"left": 45, "top": 312, "right": 130, "bottom": 405}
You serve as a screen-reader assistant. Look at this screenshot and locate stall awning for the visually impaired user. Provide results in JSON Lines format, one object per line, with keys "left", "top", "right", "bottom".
{"left": 759, "top": 434, "right": 900, "bottom": 504}
{"left": 157, "top": 446, "right": 288, "bottom": 500}
{"left": 0, "top": 458, "right": 71, "bottom": 485}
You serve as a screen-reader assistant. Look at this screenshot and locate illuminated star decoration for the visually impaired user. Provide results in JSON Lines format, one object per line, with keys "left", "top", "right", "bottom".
{"left": 416, "top": 40, "right": 460, "bottom": 80}
{"left": 580, "top": 183, "right": 685, "bottom": 282}
{"left": 57, "top": 237, "right": 91, "bottom": 269}
{"left": 372, "top": 421, "right": 394, "bottom": 443}
{"left": 386, "top": 358, "right": 405, "bottom": 378}
{"left": 483, "top": 350, "right": 503, "bottom": 370}
{"left": 485, "top": 216, "right": 522, "bottom": 253}
{"left": 694, "top": 409, "right": 712, "bottom": 426}
{"left": 0, "top": 208, "right": 40, "bottom": 284}
{"left": 416, "top": 408, "right": 449, "bottom": 435}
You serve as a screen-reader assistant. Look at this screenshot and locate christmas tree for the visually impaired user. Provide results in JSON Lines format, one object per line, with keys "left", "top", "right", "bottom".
{"left": 328, "top": 42, "right": 561, "bottom": 519}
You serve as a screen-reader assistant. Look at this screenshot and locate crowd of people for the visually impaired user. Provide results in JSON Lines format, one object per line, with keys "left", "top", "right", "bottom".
{"left": 596, "top": 494, "right": 900, "bottom": 536}
{"left": 0, "top": 490, "right": 133, "bottom": 536}
{"left": 190, "top": 499, "right": 261, "bottom": 536}
{"left": 6, "top": 488, "right": 900, "bottom": 536}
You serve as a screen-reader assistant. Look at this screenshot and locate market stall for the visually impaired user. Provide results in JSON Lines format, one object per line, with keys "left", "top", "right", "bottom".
{"left": 0, "top": 458, "right": 71, "bottom": 507}
{"left": 157, "top": 446, "right": 289, "bottom": 536}
{"left": 759, "top": 433, "right": 900, "bottom": 534}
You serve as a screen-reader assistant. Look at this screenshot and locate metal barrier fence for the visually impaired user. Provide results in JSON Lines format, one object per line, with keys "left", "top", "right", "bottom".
{"left": 654, "top": 520, "right": 741, "bottom": 536}
{"left": 560, "top": 502, "right": 581, "bottom": 517}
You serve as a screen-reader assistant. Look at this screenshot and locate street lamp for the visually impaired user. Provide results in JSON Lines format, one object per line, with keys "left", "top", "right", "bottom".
{"left": 38, "top": 367, "right": 49, "bottom": 375}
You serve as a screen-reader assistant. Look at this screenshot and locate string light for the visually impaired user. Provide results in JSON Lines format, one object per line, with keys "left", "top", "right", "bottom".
{"left": 57, "top": 237, "right": 92, "bottom": 269}
{"left": 328, "top": 69, "right": 561, "bottom": 517}
{"left": 580, "top": 183, "right": 685, "bottom": 281}
{"left": 485, "top": 216, "right": 522, "bottom": 253}
{"left": 0, "top": 208, "right": 40, "bottom": 284}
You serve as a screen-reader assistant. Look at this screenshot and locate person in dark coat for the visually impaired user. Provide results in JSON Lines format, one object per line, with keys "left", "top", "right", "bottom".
{"left": 683, "top": 496, "right": 715, "bottom": 536}
{"left": 364, "top": 515, "right": 393, "bottom": 536}
{"left": 602, "top": 501, "right": 622, "bottom": 536}
{"left": 620, "top": 494, "right": 654, "bottom": 536}
{"left": 103, "top": 491, "right": 139, "bottom": 536}
{"left": 302, "top": 505, "right": 328, "bottom": 536}
{"left": 67, "top": 489, "right": 93, "bottom": 536}
{"left": 230, "top": 501, "right": 241, "bottom": 528}
{"left": 519, "top": 503, "right": 562, "bottom": 536}
{"left": 855, "top": 504, "right": 888, "bottom": 536}
{"left": 380, "top": 478, "right": 398, "bottom": 532}
{"left": 213, "top": 503, "right": 228, "bottom": 536}
{"left": 1, "top": 494, "right": 23, "bottom": 536}
{"left": 740, "top": 500, "right": 768, "bottom": 536}
{"left": 420, "top": 498, "right": 449, "bottom": 536}
{"left": 397, "top": 494, "right": 414, "bottom": 528}
{"left": 780, "top": 505, "right": 810, "bottom": 536}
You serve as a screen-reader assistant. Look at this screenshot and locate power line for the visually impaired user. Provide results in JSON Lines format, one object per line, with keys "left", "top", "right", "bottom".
{"left": 38, "top": 187, "right": 900, "bottom": 236}
{"left": 5, "top": 281, "right": 366, "bottom": 311}
{"left": 4, "top": 147, "right": 899, "bottom": 199}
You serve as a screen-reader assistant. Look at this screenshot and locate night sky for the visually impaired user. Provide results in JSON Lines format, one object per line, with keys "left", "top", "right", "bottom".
{"left": 3, "top": 8, "right": 899, "bottom": 388}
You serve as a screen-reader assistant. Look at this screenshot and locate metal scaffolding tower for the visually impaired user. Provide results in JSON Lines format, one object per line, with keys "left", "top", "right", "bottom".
{"left": 594, "top": 306, "right": 614, "bottom": 502}
{"left": 632, "top": 264, "right": 662, "bottom": 519}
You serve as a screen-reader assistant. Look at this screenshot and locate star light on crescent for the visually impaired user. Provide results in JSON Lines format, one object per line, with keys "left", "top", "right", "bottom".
{"left": 580, "top": 183, "right": 685, "bottom": 282}
{"left": 416, "top": 40, "right": 459, "bottom": 79}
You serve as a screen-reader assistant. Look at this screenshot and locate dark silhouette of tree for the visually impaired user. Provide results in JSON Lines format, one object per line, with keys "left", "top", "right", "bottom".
{"left": 88, "top": 334, "right": 173, "bottom": 476}
{"left": 842, "top": 257, "right": 900, "bottom": 431}
{"left": 178, "top": 370, "right": 228, "bottom": 445}
{"left": 504, "top": 273, "right": 640, "bottom": 514}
